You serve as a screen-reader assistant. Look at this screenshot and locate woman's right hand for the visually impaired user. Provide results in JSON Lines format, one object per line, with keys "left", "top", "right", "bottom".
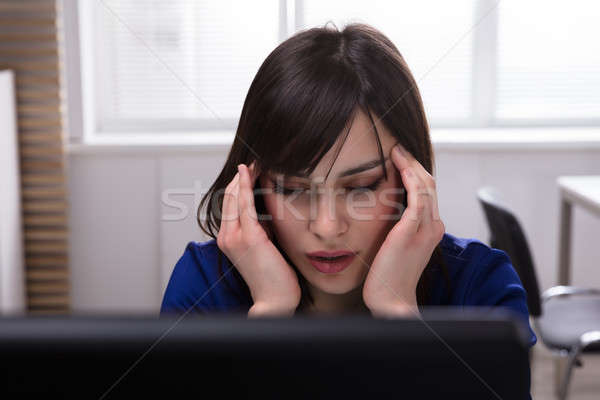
{"left": 217, "top": 161, "right": 302, "bottom": 317}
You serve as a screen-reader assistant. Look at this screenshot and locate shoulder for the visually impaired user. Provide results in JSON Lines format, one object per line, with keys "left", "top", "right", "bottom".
{"left": 434, "top": 232, "right": 537, "bottom": 347}
{"left": 160, "top": 239, "right": 252, "bottom": 315}
{"left": 437, "top": 232, "right": 522, "bottom": 304}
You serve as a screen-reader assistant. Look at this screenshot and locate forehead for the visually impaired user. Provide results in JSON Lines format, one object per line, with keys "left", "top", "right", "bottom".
{"left": 301, "top": 109, "right": 396, "bottom": 180}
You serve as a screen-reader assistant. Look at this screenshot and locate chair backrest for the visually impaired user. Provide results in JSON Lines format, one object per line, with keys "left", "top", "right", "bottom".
{"left": 476, "top": 187, "right": 542, "bottom": 317}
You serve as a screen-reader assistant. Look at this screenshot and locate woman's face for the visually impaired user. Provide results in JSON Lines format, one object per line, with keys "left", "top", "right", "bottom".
{"left": 257, "top": 109, "right": 406, "bottom": 296}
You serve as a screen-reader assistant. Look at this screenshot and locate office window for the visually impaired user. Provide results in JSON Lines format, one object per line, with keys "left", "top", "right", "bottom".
{"left": 496, "top": 1, "right": 600, "bottom": 123}
{"left": 302, "top": 0, "right": 474, "bottom": 125}
{"left": 91, "top": 0, "right": 279, "bottom": 133}
{"left": 83, "top": 0, "right": 600, "bottom": 136}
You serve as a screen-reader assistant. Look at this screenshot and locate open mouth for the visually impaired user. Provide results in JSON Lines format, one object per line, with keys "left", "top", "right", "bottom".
{"left": 313, "top": 255, "right": 347, "bottom": 261}
{"left": 306, "top": 253, "right": 356, "bottom": 274}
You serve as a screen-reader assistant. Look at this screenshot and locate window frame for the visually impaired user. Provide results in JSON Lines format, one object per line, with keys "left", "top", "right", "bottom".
{"left": 62, "top": 0, "right": 600, "bottom": 146}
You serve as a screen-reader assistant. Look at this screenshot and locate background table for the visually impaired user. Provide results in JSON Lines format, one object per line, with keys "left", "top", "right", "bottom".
{"left": 557, "top": 175, "right": 600, "bottom": 285}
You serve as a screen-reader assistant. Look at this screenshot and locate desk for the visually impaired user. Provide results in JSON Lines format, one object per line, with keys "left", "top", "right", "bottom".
{"left": 557, "top": 175, "right": 600, "bottom": 285}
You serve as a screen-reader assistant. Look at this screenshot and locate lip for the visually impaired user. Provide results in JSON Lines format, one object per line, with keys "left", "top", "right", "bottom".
{"left": 306, "top": 250, "right": 355, "bottom": 258}
{"left": 306, "top": 251, "right": 357, "bottom": 274}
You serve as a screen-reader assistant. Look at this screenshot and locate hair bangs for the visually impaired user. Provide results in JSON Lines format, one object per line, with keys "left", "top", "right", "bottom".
{"left": 257, "top": 56, "right": 361, "bottom": 179}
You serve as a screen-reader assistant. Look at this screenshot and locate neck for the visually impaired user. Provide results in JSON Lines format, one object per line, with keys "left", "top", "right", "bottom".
{"left": 301, "top": 281, "right": 369, "bottom": 315}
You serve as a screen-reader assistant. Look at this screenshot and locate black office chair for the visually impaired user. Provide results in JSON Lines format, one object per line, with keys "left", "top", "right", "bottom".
{"left": 477, "top": 186, "right": 600, "bottom": 400}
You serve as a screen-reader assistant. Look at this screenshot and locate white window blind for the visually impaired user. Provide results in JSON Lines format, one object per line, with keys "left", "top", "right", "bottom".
{"left": 496, "top": 1, "right": 600, "bottom": 123}
{"left": 92, "top": 0, "right": 280, "bottom": 133}
{"left": 84, "top": 0, "right": 600, "bottom": 136}
{"left": 301, "top": 0, "right": 475, "bottom": 126}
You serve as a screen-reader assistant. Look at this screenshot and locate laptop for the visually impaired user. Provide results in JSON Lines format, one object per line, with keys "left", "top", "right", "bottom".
{"left": 0, "top": 307, "right": 531, "bottom": 399}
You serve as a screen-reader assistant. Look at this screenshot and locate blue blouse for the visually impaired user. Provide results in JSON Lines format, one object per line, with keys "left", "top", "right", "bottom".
{"left": 161, "top": 232, "right": 537, "bottom": 398}
{"left": 160, "top": 232, "right": 537, "bottom": 347}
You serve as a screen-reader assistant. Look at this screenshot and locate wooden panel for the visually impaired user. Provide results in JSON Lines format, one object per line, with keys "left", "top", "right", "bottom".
{"left": 21, "top": 160, "right": 64, "bottom": 170}
{"left": 25, "top": 229, "right": 68, "bottom": 241}
{"left": 19, "top": 132, "right": 63, "bottom": 144}
{"left": 0, "top": 33, "right": 56, "bottom": 42}
{"left": 0, "top": 1, "right": 70, "bottom": 313}
{"left": 25, "top": 240, "right": 68, "bottom": 253}
{"left": 15, "top": 74, "right": 60, "bottom": 86}
{"left": 22, "top": 186, "right": 66, "bottom": 199}
{"left": 0, "top": 17, "right": 56, "bottom": 27}
{"left": 28, "top": 309, "right": 69, "bottom": 315}
{"left": 0, "top": 61, "right": 59, "bottom": 71}
{"left": 28, "top": 295, "right": 69, "bottom": 308}
{"left": 20, "top": 145, "right": 64, "bottom": 157}
{"left": 28, "top": 282, "right": 69, "bottom": 294}
{"left": 0, "top": 2, "right": 56, "bottom": 13}
{"left": 0, "top": 47, "right": 58, "bottom": 57}
{"left": 26, "top": 255, "right": 68, "bottom": 267}
{"left": 22, "top": 174, "right": 65, "bottom": 185}
{"left": 26, "top": 269, "right": 69, "bottom": 281}
{"left": 22, "top": 200, "right": 68, "bottom": 213}
{"left": 18, "top": 103, "right": 62, "bottom": 114}
{"left": 16, "top": 88, "right": 61, "bottom": 100}
{"left": 18, "top": 117, "right": 61, "bottom": 128}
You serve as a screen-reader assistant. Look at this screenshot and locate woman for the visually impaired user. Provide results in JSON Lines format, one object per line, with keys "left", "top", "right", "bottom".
{"left": 160, "top": 23, "right": 537, "bottom": 347}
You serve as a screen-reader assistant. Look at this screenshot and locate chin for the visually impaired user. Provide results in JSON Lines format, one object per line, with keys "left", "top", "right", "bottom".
{"left": 317, "top": 283, "right": 360, "bottom": 295}
{"left": 305, "top": 272, "right": 364, "bottom": 295}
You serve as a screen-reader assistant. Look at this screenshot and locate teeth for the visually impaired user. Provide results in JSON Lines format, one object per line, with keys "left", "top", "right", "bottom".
{"left": 316, "top": 255, "right": 344, "bottom": 261}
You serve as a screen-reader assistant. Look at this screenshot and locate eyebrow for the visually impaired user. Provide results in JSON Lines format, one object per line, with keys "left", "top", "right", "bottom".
{"left": 286, "top": 156, "right": 389, "bottom": 180}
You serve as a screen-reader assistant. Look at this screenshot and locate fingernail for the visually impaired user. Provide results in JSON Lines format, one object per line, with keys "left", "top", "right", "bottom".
{"left": 395, "top": 145, "right": 408, "bottom": 159}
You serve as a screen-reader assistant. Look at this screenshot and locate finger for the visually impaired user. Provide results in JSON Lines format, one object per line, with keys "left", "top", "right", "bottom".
{"left": 400, "top": 171, "right": 423, "bottom": 234}
{"left": 390, "top": 145, "right": 413, "bottom": 221}
{"left": 391, "top": 145, "right": 429, "bottom": 234}
{"left": 249, "top": 161, "right": 272, "bottom": 233}
{"left": 220, "top": 172, "right": 240, "bottom": 235}
{"left": 395, "top": 144, "right": 433, "bottom": 185}
{"left": 390, "top": 144, "right": 411, "bottom": 198}
{"left": 248, "top": 160, "right": 261, "bottom": 185}
{"left": 430, "top": 180, "right": 441, "bottom": 222}
{"left": 403, "top": 156, "right": 437, "bottom": 224}
{"left": 237, "top": 164, "right": 260, "bottom": 234}
{"left": 417, "top": 185, "right": 433, "bottom": 226}
{"left": 390, "top": 143, "right": 411, "bottom": 173}
{"left": 410, "top": 165, "right": 432, "bottom": 229}
{"left": 392, "top": 144, "right": 437, "bottom": 224}
{"left": 389, "top": 145, "right": 408, "bottom": 213}
{"left": 247, "top": 160, "right": 274, "bottom": 236}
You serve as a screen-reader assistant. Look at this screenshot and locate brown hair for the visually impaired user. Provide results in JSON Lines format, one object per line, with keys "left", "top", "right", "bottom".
{"left": 197, "top": 22, "right": 451, "bottom": 311}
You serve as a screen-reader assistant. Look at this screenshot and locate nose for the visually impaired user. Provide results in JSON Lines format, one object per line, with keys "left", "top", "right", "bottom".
{"left": 308, "top": 188, "right": 348, "bottom": 241}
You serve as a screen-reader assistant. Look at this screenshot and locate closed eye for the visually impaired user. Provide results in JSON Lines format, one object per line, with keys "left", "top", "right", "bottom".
{"left": 345, "top": 176, "right": 384, "bottom": 193}
{"left": 271, "top": 176, "right": 384, "bottom": 196}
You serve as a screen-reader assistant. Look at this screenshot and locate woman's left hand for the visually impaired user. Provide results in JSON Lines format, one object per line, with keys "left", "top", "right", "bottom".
{"left": 362, "top": 144, "right": 445, "bottom": 318}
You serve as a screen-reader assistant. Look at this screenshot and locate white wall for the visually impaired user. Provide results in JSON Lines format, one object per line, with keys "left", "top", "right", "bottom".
{"left": 0, "top": 70, "right": 26, "bottom": 314}
{"left": 66, "top": 139, "right": 600, "bottom": 314}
